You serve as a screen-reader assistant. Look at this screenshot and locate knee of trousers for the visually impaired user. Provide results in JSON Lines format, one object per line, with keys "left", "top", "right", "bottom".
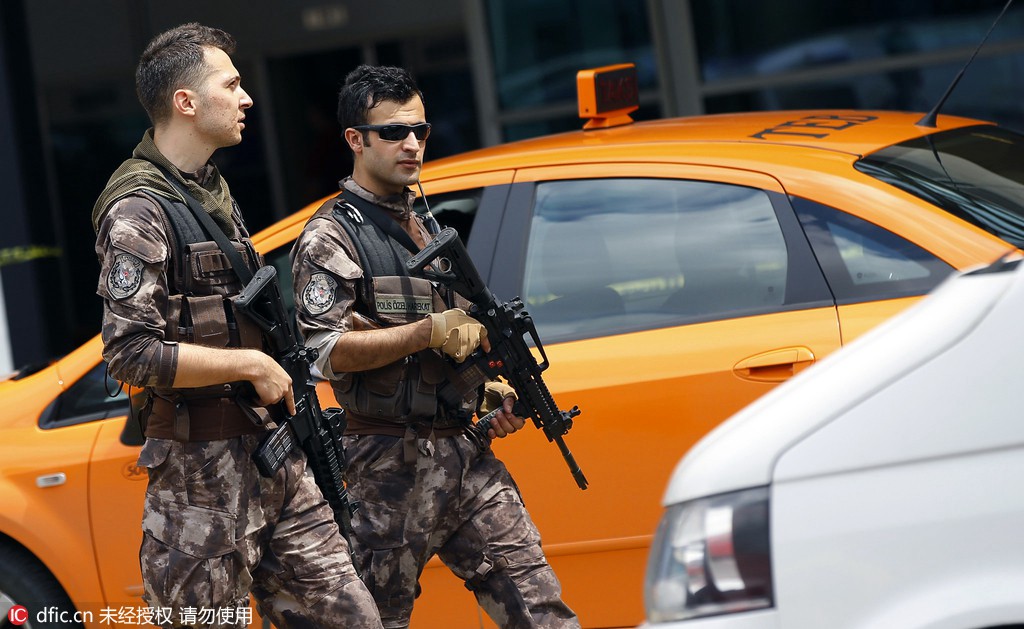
{"left": 257, "top": 578, "right": 382, "bottom": 629}
{"left": 467, "top": 562, "right": 578, "bottom": 629}
{"left": 461, "top": 544, "right": 550, "bottom": 593}
{"left": 140, "top": 533, "right": 251, "bottom": 626}
{"left": 360, "top": 546, "right": 418, "bottom": 622}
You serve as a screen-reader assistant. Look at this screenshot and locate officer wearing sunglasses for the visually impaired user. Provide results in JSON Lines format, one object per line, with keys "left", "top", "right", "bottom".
{"left": 290, "top": 65, "right": 580, "bottom": 628}
{"left": 350, "top": 122, "right": 432, "bottom": 142}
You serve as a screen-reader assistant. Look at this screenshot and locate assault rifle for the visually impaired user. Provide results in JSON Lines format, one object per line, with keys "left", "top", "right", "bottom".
{"left": 232, "top": 265, "right": 357, "bottom": 542}
{"left": 406, "top": 228, "right": 588, "bottom": 490}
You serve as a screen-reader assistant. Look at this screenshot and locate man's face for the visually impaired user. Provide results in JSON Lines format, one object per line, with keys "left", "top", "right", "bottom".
{"left": 351, "top": 95, "right": 427, "bottom": 196}
{"left": 192, "top": 46, "right": 253, "bottom": 149}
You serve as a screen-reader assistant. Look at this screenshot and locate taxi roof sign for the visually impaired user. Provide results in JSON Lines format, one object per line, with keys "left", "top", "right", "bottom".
{"left": 577, "top": 63, "right": 639, "bottom": 130}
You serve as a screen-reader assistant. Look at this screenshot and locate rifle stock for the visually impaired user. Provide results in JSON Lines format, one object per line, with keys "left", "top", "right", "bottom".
{"left": 407, "top": 228, "right": 588, "bottom": 490}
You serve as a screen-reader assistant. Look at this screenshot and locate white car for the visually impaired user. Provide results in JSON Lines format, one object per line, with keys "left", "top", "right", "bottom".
{"left": 642, "top": 256, "right": 1024, "bottom": 628}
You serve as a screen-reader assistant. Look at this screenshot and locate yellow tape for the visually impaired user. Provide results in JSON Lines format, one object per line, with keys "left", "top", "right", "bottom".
{"left": 0, "top": 245, "right": 62, "bottom": 268}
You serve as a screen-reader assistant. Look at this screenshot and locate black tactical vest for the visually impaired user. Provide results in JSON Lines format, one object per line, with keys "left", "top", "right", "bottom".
{"left": 148, "top": 191, "right": 264, "bottom": 349}
{"left": 326, "top": 195, "right": 476, "bottom": 428}
{"left": 140, "top": 191, "right": 268, "bottom": 441}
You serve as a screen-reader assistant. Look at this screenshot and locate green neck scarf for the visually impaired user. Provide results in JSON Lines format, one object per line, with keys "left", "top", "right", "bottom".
{"left": 92, "top": 129, "right": 237, "bottom": 237}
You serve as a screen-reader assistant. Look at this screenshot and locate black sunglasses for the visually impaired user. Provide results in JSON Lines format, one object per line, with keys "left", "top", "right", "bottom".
{"left": 352, "top": 123, "right": 431, "bottom": 142}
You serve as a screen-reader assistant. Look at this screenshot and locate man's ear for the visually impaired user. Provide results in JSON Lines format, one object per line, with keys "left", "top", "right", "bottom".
{"left": 344, "top": 128, "right": 365, "bottom": 153}
{"left": 172, "top": 88, "right": 197, "bottom": 117}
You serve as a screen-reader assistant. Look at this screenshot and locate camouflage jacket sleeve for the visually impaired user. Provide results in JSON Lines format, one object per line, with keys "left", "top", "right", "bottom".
{"left": 291, "top": 209, "right": 363, "bottom": 380}
{"left": 95, "top": 194, "right": 178, "bottom": 388}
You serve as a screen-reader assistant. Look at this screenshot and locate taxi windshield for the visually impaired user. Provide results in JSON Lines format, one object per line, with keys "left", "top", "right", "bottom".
{"left": 856, "top": 126, "right": 1024, "bottom": 248}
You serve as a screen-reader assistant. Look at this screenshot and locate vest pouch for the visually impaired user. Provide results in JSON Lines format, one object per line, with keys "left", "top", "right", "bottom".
{"left": 230, "top": 299, "right": 267, "bottom": 350}
{"left": 165, "top": 295, "right": 184, "bottom": 342}
{"left": 404, "top": 358, "right": 438, "bottom": 420}
{"left": 337, "top": 359, "right": 407, "bottom": 422}
{"left": 183, "top": 240, "right": 250, "bottom": 294}
{"left": 372, "top": 276, "right": 435, "bottom": 326}
{"left": 407, "top": 351, "right": 446, "bottom": 419}
{"left": 185, "top": 294, "right": 230, "bottom": 347}
{"left": 335, "top": 356, "right": 443, "bottom": 424}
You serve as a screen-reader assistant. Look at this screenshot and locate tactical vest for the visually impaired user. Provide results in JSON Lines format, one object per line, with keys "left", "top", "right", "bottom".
{"left": 142, "top": 190, "right": 268, "bottom": 441}
{"left": 325, "top": 195, "right": 477, "bottom": 431}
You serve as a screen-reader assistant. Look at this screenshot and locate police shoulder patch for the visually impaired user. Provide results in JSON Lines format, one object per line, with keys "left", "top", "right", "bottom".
{"left": 303, "top": 272, "right": 338, "bottom": 315}
{"left": 107, "top": 253, "right": 145, "bottom": 300}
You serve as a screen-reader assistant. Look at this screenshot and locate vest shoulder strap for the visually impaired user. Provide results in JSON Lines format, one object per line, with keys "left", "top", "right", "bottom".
{"left": 144, "top": 190, "right": 260, "bottom": 294}
{"left": 330, "top": 194, "right": 420, "bottom": 320}
{"left": 146, "top": 191, "right": 206, "bottom": 258}
{"left": 330, "top": 200, "right": 407, "bottom": 272}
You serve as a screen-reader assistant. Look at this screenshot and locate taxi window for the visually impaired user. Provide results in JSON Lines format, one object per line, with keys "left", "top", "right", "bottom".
{"left": 793, "top": 197, "right": 954, "bottom": 303}
{"left": 40, "top": 362, "right": 129, "bottom": 428}
{"left": 522, "top": 178, "right": 789, "bottom": 340}
{"left": 413, "top": 188, "right": 482, "bottom": 245}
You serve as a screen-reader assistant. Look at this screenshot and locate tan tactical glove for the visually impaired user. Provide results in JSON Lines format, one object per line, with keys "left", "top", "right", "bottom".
{"left": 479, "top": 381, "right": 517, "bottom": 416}
{"left": 428, "top": 308, "right": 488, "bottom": 362}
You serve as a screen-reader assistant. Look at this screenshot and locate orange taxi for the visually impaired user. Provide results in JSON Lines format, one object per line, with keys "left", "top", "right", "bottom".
{"left": 1, "top": 65, "right": 1022, "bottom": 628}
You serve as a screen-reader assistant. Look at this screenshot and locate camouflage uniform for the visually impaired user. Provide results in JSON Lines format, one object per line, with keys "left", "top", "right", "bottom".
{"left": 291, "top": 178, "right": 579, "bottom": 629}
{"left": 96, "top": 170, "right": 382, "bottom": 628}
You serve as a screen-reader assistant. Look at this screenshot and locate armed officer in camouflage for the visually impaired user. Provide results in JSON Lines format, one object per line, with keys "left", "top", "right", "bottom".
{"left": 290, "top": 65, "right": 580, "bottom": 628}
{"left": 92, "top": 23, "right": 382, "bottom": 629}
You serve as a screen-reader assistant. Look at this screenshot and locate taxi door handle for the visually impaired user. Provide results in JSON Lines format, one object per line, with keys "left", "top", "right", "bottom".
{"left": 734, "top": 347, "right": 815, "bottom": 383}
{"left": 36, "top": 473, "right": 67, "bottom": 488}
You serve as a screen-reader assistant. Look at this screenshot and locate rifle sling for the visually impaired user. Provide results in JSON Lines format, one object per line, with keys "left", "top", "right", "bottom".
{"left": 340, "top": 191, "right": 422, "bottom": 256}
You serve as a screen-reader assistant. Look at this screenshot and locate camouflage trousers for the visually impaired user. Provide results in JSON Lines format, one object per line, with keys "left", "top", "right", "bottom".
{"left": 343, "top": 432, "right": 580, "bottom": 629}
{"left": 137, "top": 435, "right": 382, "bottom": 629}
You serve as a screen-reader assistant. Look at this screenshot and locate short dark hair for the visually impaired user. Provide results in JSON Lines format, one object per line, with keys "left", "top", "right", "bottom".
{"left": 337, "top": 65, "right": 424, "bottom": 141}
{"left": 135, "top": 23, "right": 236, "bottom": 125}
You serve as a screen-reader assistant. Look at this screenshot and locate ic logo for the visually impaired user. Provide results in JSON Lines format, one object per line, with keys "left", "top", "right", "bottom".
{"left": 8, "top": 605, "right": 28, "bottom": 625}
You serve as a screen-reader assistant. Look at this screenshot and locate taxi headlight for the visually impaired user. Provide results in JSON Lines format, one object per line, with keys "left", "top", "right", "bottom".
{"left": 644, "top": 486, "right": 772, "bottom": 623}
